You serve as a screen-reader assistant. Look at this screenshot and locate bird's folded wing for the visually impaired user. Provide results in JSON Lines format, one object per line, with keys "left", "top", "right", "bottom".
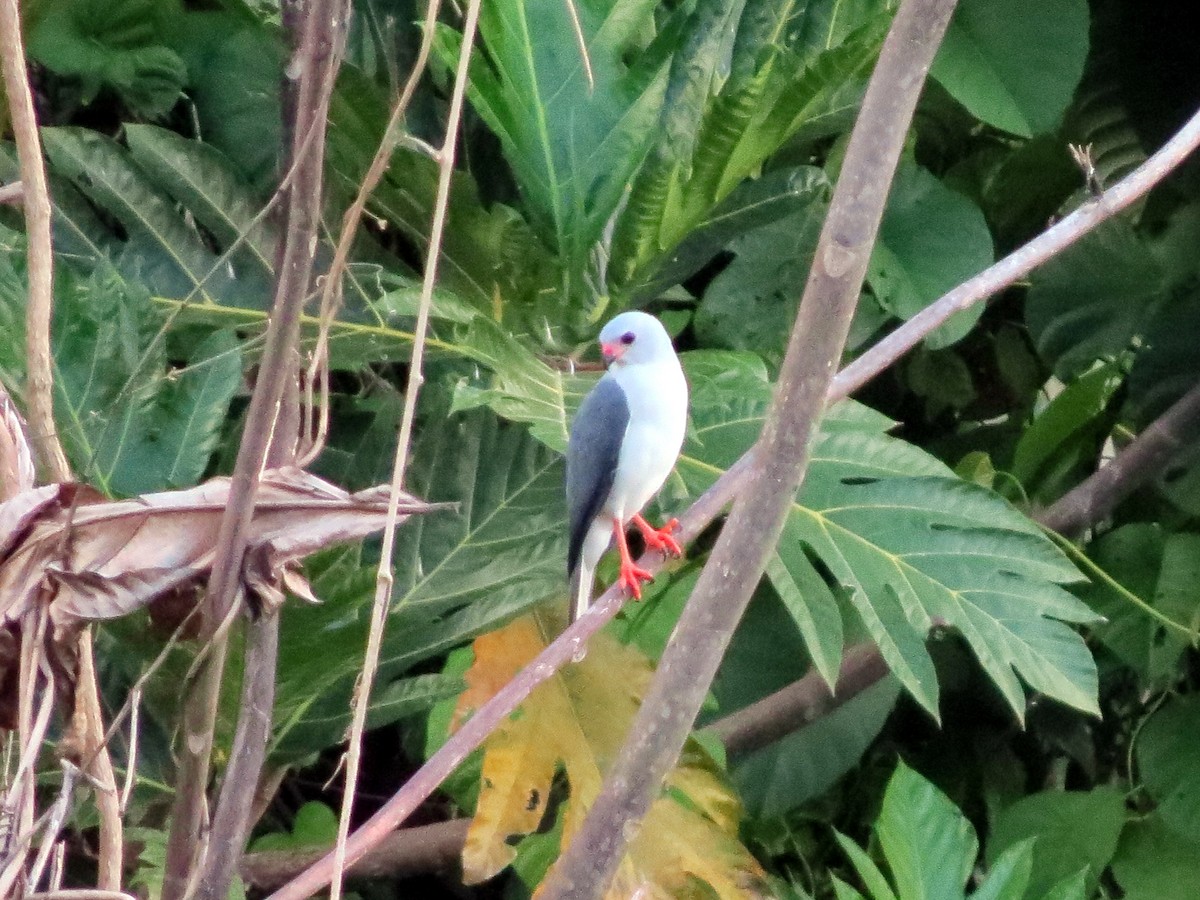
{"left": 565, "top": 376, "right": 629, "bottom": 574}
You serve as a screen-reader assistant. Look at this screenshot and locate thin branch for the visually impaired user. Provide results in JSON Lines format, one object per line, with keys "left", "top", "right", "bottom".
{"left": 243, "top": 642, "right": 884, "bottom": 887}
{"left": 539, "top": 2, "right": 958, "bottom": 894}
{"left": 242, "top": 819, "right": 469, "bottom": 890}
{"left": 1038, "top": 379, "right": 1200, "bottom": 537}
{"left": 830, "top": 103, "right": 1200, "bottom": 400}
{"left": 0, "top": 181, "right": 23, "bottom": 205}
{"left": 330, "top": 2, "right": 482, "bottom": 897}
{"left": 159, "top": 1, "right": 349, "bottom": 895}
{"left": 265, "top": 454, "right": 750, "bottom": 900}
{"left": 0, "top": 0, "right": 70, "bottom": 483}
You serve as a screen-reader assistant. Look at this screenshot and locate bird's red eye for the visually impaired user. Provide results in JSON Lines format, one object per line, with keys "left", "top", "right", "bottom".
{"left": 620, "top": 331, "right": 635, "bottom": 345}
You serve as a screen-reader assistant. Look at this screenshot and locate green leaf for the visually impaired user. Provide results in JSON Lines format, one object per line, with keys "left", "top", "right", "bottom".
{"left": 41, "top": 127, "right": 245, "bottom": 305}
{"left": 249, "top": 802, "right": 338, "bottom": 852}
{"left": 931, "top": 0, "right": 1089, "bottom": 137}
{"left": 868, "top": 159, "right": 994, "bottom": 349}
{"left": 1078, "top": 524, "right": 1194, "bottom": 685}
{"left": 835, "top": 831, "right": 899, "bottom": 900}
{"left": 1111, "top": 815, "right": 1200, "bottom": 900}
{"left": 875, "top": 762, "right": 977, "bottom": 900}
{"left": 971, "top": 839, "right": 1034, "bottom": 900}
{"left": 1009, "top": 359, "right": 1124, "bottom": 503}
{"left": 326, "top": 72, "right": 560, "bottom": 330}
{"left": 1137, "top": 695, "right": 1200, "bottom": 843}
{"left": 28, "top": 0, "right": 188, "bottom": 119}
{"left": 1036, "top": 870, "right": 1089, "bottom": 900}
{"left": 0, "top": 251, "right": 240, "bottom": 495}
{"left": 680, "top": 356, "right": 1099, "bottom": 720}
{"left": 630, "top": 165, "right": 830, "bottom": 302}
{"left": 271, "top": 408, "right": 567, "bottom": 762}
{"left": 451, "top": 316, "right": 591, "bottom": 454}
{"left": 124, "top": 124, "right": 276, "bottom": 286}
{"left": 986, "top": 787, "right": 1126, "bottom": 898}
{"left": 732, "top": 676, "right": 900, "bottom": 818}
{"left": 434, "top": 0, "right": 670, "bottom": 303}
{"left": 1026, "top": 218, "right": 1166, "bottom": 380}
{"left": 693, "top": 187, "right": 827, "bottom": 364}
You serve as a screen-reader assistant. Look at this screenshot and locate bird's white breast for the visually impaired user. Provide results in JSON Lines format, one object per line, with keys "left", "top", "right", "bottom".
{"left": 605, "top": 359, "right": 688, "bottom": 522}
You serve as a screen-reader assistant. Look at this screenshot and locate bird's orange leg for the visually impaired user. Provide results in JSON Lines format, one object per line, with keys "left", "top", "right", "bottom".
{"left": 632, "top": 514, "right": 683, "bottom": 557}
{"left": 613, "top": 519, "right": 654, "bottom": 599}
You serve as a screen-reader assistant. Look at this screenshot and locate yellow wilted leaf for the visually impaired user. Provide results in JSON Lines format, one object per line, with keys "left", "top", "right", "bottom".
{"left": 453, "top": 609, "right": 768, "bottom": 897}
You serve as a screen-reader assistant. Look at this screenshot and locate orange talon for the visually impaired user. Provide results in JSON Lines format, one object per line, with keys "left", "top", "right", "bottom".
{"left": 633, "top": 514, "right": 683, "bottom": 557}
{"left": 613, "top": 519, "right": 654, "bottom": 600}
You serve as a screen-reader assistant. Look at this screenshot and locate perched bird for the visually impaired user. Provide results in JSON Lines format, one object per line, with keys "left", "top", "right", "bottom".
{"left": 566, "top": 311, "right": 689, "bottom": 624}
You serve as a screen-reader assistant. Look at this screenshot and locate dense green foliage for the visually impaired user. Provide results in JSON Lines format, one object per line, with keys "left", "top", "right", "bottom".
{"left": 3, "top": 0, "right": 1200, "bottom": 896}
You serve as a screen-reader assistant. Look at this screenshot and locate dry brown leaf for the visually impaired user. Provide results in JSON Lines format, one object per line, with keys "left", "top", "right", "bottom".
{"left": 0, "top": 385, "right": 34, "bottom": 502}
{"left": 0, "top": 467, "right": 437, "bottom": 728}
{"left": 453, "top": 610, "right": 769, "bottom": 897}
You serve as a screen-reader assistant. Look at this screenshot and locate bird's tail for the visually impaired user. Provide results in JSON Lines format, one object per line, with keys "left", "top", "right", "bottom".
{"left": 568, "top": 560, "right": 593, "bottom": 625}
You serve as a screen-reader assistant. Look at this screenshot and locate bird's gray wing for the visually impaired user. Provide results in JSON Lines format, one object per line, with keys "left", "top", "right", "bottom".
{"left": 566, "top": 375, "right": 629, "bottom": 576}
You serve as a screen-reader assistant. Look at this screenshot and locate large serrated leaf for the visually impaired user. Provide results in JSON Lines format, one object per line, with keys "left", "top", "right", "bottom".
{"left": 678, "top": 355, "right": 1099, "bottom": 721}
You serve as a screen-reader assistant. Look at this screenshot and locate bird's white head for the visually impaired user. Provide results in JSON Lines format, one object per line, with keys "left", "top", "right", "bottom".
{"left": 598, "top": 311, "right": 676, "bottom": 369}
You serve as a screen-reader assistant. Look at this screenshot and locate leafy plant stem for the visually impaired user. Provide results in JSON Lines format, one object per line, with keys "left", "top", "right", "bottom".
{"left": 537, "top": 1, "right": 959, "bottom": 894}
{"left": 1043, "top": 529, "right": 1196, "bottom": 640}
{"left": 832, "top": 103, "right": 1200, "bottom": 400}
{"left": 328, "top": 2, "right": 482, "bottom": 899}
{"left": 159, "top": 1, "right": 349, "bottom": 896}
{"left": 1039, "top": 377, "right": 1200, "bottom": 538}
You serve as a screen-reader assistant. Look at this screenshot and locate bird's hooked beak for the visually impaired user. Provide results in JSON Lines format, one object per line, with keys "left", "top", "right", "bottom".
{"left": 600, "top": 342, "right": 625, "bottom": 367}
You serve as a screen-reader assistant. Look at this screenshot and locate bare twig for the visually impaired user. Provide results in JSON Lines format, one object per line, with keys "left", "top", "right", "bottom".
{"left": 25, "top": 892, "right": 138, "bottom": 900}
{"left": 0, "top": 181, "right": 22, "bottom": 205}
{"left": 73, "top": 638, "right": 121, "bottom": 890}
{"left": 539, "top": 3, "right": 958, "bottom": 895}
{"left": 329, "top": 2, "right": 482, "bottom": 898}
{"left": 27, "top": 763, "right": 78, "bottom": 892}
{"left": 244, "top": 642, "right": 884, "bottom": 887}
{"left": 297, "top": 0, "right": 444, "bottom": 467}
{"left": 187, "top": 5, "right": 348, "bottom": 900}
